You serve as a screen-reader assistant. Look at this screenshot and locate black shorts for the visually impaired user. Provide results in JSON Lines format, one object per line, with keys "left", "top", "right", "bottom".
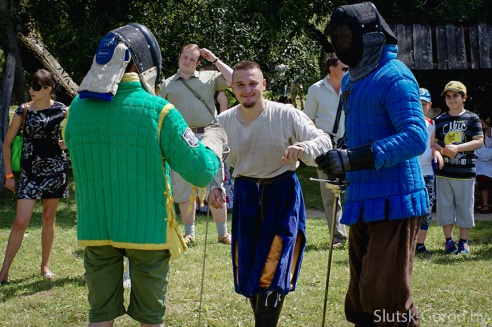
{"left": 476, "top": 174, "right": 492, "bottom": 192}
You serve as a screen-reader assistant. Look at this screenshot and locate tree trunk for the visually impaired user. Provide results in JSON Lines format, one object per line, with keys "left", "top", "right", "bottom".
{"left": 0, "top": 54, "right": 18, "bottom": 191}
{"left": 0, "top": 0, "right": 24, "bottom": 190}
{"left": 17, "top": 31, "right": 79, "bottom": 103}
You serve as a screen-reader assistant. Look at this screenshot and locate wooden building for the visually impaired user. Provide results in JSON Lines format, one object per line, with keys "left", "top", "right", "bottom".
{"left": 390, "top": 23, "right": 491, "bottom": 70}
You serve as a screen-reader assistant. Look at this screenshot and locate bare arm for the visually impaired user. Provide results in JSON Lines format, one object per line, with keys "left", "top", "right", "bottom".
{"left": 216, "top": 91, "right": 230, "bottom": 113}
{"left": 281, "top": 144, "right": 305, "bottom": 167}
{"left": 430, "top": 129, "right": 444, "bottom": 169}
{"left": 200, "top": 48, "right": 233, "bottom": 86}
{"left": 434, "top": 138, "right": 456, "bottom": 158}
{"left": 3, "top": 113, "right": 23, "bottom": 192}
{"left": 208, "top": 187, "right": 226, "bottom": 209}
{"left": 3, "top": 113, "right": 23, "bottom": 174}
{"left": 445, "top": 137, "right": 484, "bottom": 152}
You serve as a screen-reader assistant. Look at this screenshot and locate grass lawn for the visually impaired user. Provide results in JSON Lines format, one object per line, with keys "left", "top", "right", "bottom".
{"left": 1, "top": 165, "right": 492, "bottom": 326}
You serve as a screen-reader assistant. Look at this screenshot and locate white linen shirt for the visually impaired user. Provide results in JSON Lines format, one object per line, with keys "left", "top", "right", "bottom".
{"left": 217, "top": 100, "right": 331, "bottom": 179}
{"left": 303, "top": 76, "right": 345, "bottom": 140}
{"left": 418, "top": 117, "right": 436, "bottom": 176}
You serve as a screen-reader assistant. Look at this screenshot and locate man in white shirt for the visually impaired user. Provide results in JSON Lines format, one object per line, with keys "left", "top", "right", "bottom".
{"left": 303, "top": 54, "right": 348, "bottom": 248}
{"left": 209, "top": 60, "right": 331, "bottom": 326}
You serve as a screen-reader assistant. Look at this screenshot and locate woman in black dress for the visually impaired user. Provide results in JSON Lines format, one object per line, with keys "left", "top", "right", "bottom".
{"left": 1, "top": 69, "right": 68, "bottom": 284}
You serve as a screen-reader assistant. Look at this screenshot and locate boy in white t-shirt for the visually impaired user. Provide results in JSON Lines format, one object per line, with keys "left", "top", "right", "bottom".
{"left": 415, "top": 88, "right": 444, "bottom": 254}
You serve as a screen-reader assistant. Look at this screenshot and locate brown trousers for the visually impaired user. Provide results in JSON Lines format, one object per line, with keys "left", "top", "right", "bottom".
{"left": 345, "top": 216, "right": 421, "bottom": 327}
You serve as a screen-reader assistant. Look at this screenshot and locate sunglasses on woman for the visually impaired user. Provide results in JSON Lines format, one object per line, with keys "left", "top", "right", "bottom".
{"left": 341, "top": 66, "right": 349, "bottom": 72}
{"left": 30, "top": 84, "right": 48, "bottom": 91}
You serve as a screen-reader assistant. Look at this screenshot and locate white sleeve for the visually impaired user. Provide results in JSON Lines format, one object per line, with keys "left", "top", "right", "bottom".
{"left": 303, "top": 85, "right": 318, "bottom": 121}
{"left": 293, "top": 110, "right": 332, "bottom": 167}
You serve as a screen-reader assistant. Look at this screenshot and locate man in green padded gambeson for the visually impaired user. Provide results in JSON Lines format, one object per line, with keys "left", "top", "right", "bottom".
{"left": 65, "top": 23, "right": 225, "bottom": 327}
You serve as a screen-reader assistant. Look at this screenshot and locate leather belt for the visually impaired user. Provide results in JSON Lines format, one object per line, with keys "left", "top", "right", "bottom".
{"left": 236, "top": 171, "right": 294, "bottom": 185}
{"left": 190, "top": 126, "right": 205, "bottom": 134}
{"left": 236, "top": 171, "right": 295, "bottom": 220}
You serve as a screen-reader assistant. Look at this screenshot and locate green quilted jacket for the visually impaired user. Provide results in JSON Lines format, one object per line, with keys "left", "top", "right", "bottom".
{"left": 65, "top": 73, "right": 220, "bottom": 257}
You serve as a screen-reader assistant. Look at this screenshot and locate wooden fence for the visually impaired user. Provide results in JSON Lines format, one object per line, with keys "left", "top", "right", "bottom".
{"left": 389, "top": 23, "right": 491, "bottom": 70}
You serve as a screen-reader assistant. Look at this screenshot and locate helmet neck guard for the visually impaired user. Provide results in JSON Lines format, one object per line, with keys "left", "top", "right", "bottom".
{"left": 78, "top": 23, "right": 162, "bottom": 100}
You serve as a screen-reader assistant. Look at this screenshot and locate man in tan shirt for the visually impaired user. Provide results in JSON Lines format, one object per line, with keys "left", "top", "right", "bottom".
{"left": 160, "top": 44, "right": 233, "bottom": 245}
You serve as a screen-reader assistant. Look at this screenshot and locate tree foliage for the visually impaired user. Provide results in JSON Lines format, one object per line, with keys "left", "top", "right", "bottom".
{"left": 2, "top": 0, "right": 492, "bottom": 102}
{"left": 1, "top": 0, "right": 491, "bottom": 185}
{"left": 14, "top": 0, "right": 339, "bottom": 93}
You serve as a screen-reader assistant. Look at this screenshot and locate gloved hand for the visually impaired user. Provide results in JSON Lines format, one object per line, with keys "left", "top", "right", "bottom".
{"left": 315, "top": 150, "right": 337, "bottom": 179}
{"left": 199, "top": 122, "right": 229, "bottom": 160}
{"left": 315, "top": 143, "right": 375, "bottom": 179}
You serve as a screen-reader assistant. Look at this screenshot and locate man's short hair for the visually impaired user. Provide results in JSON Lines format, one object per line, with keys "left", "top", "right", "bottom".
{"left": 179, "top": 43, "right": 201, "bottom": 59}
{"left": 233, "top": 60, "right": 261, "bottom": 71}
{"left": 232, "top": 60, "right": 263, "bottom": 81}
{"left": 325, "top": 54, "right": 340, "bottom": 70}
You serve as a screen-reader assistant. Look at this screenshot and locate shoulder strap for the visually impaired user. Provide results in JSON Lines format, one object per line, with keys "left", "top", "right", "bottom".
{"left": 179, "top": 78, "right": 215, "bottom": 119}
{"left": 331, "top": 99, "right": 343, "bottom": 136}
{"left": 332, "top": 82, "right": 356, "bottom": 149}
{"left": 330, "top": 99, "right": 347, "bottom": 149}
{"left": 332, "top": 81, "right": 355, "bottom": 136}
{"left": 158, "top": 103, "right": 174, "bottom": 139}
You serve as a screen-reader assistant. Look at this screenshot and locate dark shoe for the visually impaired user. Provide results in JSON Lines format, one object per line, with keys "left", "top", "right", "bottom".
{"left": 445, "top": 239, "right": 457, "bottom": 254}
{"left": 480, "top": 206, "right": 491, "bottom": 214}
{"left": 253, "top": 292, "right": 285, "bottom": 327}
{"left": 457, "top": 241, "right": 470, "bottom": 254}
{"left": 416, "top": 244, "right": 431, "bottom": 255}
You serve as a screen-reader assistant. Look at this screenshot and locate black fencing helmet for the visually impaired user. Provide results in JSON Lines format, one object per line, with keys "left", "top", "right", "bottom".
{"left": 330, "top": 2, "right": 396, "bottom": 67}
{"left": 111, "top": 23, "right": 162, "bottom": 94}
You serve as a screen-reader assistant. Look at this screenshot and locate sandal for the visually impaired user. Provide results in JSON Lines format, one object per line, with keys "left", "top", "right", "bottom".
{"left": 183, "top": 234, "right": 196, "bottom": 246}
{"left": 480, "top": 207, "right": 491, "bottom": 214}
{"left": 218, "top": 233, "right": 232, "bottom": 244}
{"left": 42, "top": 272, "right": 56, "bottom": 279}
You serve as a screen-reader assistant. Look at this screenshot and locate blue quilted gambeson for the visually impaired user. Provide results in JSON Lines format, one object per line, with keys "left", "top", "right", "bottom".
{"left": 341, "top": 45, "right": 429, "bottom": 225}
